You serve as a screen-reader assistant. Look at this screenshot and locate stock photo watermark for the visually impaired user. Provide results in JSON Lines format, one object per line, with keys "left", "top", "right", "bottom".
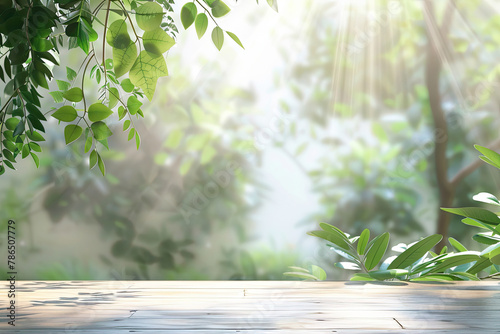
{"left": 343, "top": 0, "right": 402, "bottom": 57}
{"left": 5, "top": 219, "right": 17, "bottom": 327}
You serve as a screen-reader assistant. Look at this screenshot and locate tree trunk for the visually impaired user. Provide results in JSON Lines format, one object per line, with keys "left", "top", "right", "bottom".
{"left": 423, "top": 0, "right": 455, "bottom": 251}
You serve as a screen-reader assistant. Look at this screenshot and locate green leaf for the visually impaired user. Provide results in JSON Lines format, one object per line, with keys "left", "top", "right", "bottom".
{"left": 334, "top": 262, "right": 361, "bottom": 270}
{"left": 135, "top": 132, "right": 140, "bottom": 149}
{"left": 57, "top": 80, "right": 71, "bottom": 91}
{"left": 62, "top": 87, "right": 83, "bottom": 102}
{"left": 488, "top": 245, "right": 500, "bottom": 265}
{"left": 462, "top": 217, "right": 496, "bottom": 231}
{"left": 449, "top": 237, "right": 468, "bottom": 252}
{"left": 267, "top": 0, "right": 278, "bottom": 11}
{"left": 108, "top": 87, "right": 119, "bottom": 109}
{"left": 3, "top": 160, "right": 15, "bottom": 170}
{"left": 32, "top": 38, "right": 53, "bottom": 52}
{"left": 442, "top": 207, "right": 500, "bottom": 225}
{"left": 72, "top": 19, "right": 97, "bottom": 54}
{"left": 357, "top": 229, "right": 370, "bottom": 255}
{"left": 473, "top": 192, "right": 500, "bottom": 206}
{"left": 3, "top": 140, "right": 16, "bottom": 153}
{"left": 475, "top": 144, "right": 500, "bottom": 168}
{"left": 350, "top": 273, "right": 376, "bottom": 281}
{"left": 105, "top": 58, "right": 113, "bottom": 69}
{"left": 428, "top": 251, "right": 480, "bottom": 273}
{"left": 88, "top": 103, "right": 113, "bottom": 122}
{"left": 96, "top": 69, "right": 101, "bottom": 83}
{"left": 89, "top": 149, "right": 98, "bottom": 169}
{"left": 52, "top": 105, "right": 78, "bottom": 122}
{"left": 195, "top": 13, "right": 208, "bottom": 39}
{"left": 368, "top": 269, "right": 408, "bottom": 280}
{"left": 143, "top": 28, "right": 175, "bottom": 57}
{"left": 128, "top": 128, "right": 135, "bottom": 141}
{"left": 287, "top": 266, "right": 310, "bottom": 274}
{"left": 136, "top": 2, "right": 164, "bottom": 31}
{"left": 84, "top": 135, "right": 92, "bottom": 153}
{"left": 22, "top": 145, "right": 30, "bottom": 159}
{"left": 448, "top": 272, "right": 480, "bottom": 281}
{"left": 329, "top": 244, "right": 360, "bottom": 263}
{"left": 439, "top": 245, "right": 448, "bottom": 255}
{"left": 319, "top": 223, "right": 351, "bottom": 246}
{"left": 118, "top": 106, "right": 127, "bottom": 120}
{"left": 29, "top": 142, "right": 41, "bottom": 153}
{"left": 411, "top": 274, "right": 457, "bottom": 282}
{"left": 226, "top": 31, "right": 244, "bottom": 49}
{"left": 113, "top": 42, "right": 137, "bottom": 78}
{"left": 364, "top": 232, "right": 390, "bottom": 270}
{"left": 2, "top": 149, "right": 15, "bottom": 162}
{"left": 473, "top": 232, "right": 500, "bottom": 245}
{"left": 106, "top": 19, "right": 131, "bottom": 49}
{"left": 66, "top": 67, "right": 77, "bottom": 81}
{"left": 91, "top": 121, "right": 113, "bottom": 140}
{"left": 121, "top": 78, "right": 134, "bottom": 92}
{"left": 479, "top": 242, "right": 500, "bottom": 257}
{"left": 9, "top": 43, "right": 29, "bottom": 65}
{"left": 212, "top": 0, "right": 231, "bottom": 17}
{"left": 129, "top": 51, "right": 168, "bottom": 101}
{"left": 30, "top": 152, "right": 39, "bottom": 168}
{"left": 123, "top": 120, "right": 131, "bottom": 131}
{"left": 388, "top": 234, "right": 442, "bottom": 270}
{"left": 467, "top": 257, "right": 492, "bottom": 274}
{"left": 211, "top": 26, "right": 224, "bottom": 51}
{"left": 181, "top": 2, "right": 197, "bottom": 29}
{"left": 97, "top": 153, "right": 105, "bottom": 175}
{"left": 311, "top": 265, "right": 326, "bottom": 280}
{"left": 49, "top": 91, "right": 64, "bottom": 103}
{"left": 64, "top": 124, "right": 83, "bottom": 144}
{"left": 5, "top": 117, "right": 19, "bottom": 130}
{"left": 26, "top": 130, "right": 45, "bottom": 141}
{"left": 309, "top": 229, "right": 350, "bottom": 251}
{"left": 127, "top": 95, "right": 143, "bottom": 114}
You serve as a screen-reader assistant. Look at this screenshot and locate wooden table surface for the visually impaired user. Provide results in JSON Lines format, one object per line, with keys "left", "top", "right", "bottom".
{"left": 1, "top": 280, "right": 500, "bottom": 333}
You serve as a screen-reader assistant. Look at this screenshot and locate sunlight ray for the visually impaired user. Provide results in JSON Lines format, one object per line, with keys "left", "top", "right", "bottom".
{"left": 422, "top": 2, "right": 468, "bottom": 114}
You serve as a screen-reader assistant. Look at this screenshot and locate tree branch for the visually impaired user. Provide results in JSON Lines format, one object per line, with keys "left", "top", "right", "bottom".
{"left": 423, "top": 0, "right": 456, "bottom": 251}
{"left": 450, "top": 138, "right": 500, "bottom": 187}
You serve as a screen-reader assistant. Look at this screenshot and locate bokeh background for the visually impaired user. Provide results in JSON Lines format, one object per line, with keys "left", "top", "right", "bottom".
{"left": 1, "top": 0, "right": 500, "bottom": 280}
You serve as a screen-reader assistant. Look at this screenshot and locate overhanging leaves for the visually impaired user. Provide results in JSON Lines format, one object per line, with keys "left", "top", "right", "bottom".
{"left": 129, "top": 51, "right": 168, "bottom": 101}
{"left": 143, "top": 28, "right": 175, "bottom": 57}
{"left": 135, "top": 2, "right": 164, "bottom": 31}
{"left": 113, "top": 42, "right": 137, "bottom": 78}
{"left": 181, "top": 3, "right": 197, "bottom": 29}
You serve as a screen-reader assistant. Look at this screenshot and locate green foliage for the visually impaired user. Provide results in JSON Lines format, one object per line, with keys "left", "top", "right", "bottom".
{"left": 288, "top": 145, "right": 500, "bottom": 281}
{"left": 211, "top": 26, "right": 224, "bottom": 51}
{"left": 179, "top": 0, "right": 262, "bottom": 50}
{"left": 284, "top": 265, "right": 326, "bottom": 281}
{"left": 181, "top": 3, "right": 197, "bottom": 29}
{"left": 0, "top": 0, "right": 271, "bottom": 176}
{"left": 64, "top": 124, "right": 83, "bottom": 144}
{"left": 195, "top": 13, "right": 208, "bottom": 39}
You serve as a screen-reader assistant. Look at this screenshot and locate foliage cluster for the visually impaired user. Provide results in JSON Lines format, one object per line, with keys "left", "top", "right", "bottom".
{"left": 0, "top": 0, "right": 277, "bottom": 176}
{"left": 286, "top": 145, "right": 500, "bottom": 282}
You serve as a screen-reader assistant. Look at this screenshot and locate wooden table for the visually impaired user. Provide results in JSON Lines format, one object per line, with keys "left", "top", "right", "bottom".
{"left": 2, "top": 281, "right": 500, "bottom": 333}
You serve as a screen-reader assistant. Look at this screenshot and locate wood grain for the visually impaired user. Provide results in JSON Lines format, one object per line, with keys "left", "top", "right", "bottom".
{"left": 2, "top": 281, "right": 500, "bottom": 333}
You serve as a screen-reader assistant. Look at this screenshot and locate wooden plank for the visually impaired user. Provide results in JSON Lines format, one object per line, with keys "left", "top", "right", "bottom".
{"left": 1, "top": 281, "right": 500, "bottom": 332}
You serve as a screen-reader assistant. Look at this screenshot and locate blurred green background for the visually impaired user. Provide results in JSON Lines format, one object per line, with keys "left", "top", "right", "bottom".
{"left": 2, "top": 0, "right": 500, "bottom": 280}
